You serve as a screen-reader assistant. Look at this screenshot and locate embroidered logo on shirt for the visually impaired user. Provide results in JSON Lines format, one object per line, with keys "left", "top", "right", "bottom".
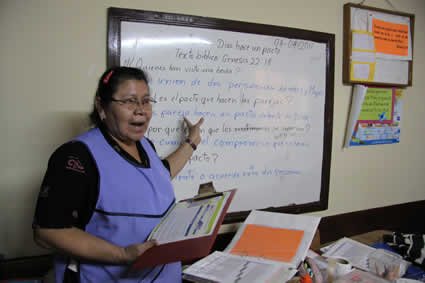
{"left": 66, "top": 157, "right": 86, "bottom": 173}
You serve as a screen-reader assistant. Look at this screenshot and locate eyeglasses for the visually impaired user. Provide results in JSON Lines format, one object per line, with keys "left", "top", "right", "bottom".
{"left": 110, "top": 96, "right": 157, "bottom": 111}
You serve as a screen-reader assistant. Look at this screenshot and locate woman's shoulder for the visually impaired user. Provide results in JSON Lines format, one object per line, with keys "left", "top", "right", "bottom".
{"left": 48, "top": 140, "right": 94, "bottom": 169}
{"left": 51, "top": 140, "right": 91, "bottom": 157}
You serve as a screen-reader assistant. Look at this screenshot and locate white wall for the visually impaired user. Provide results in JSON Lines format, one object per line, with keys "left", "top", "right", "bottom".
{"left": 1, "top": 0, "right": 424, "bottom": 259}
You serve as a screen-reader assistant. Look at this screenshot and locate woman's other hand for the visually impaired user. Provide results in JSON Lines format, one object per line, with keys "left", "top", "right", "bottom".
{"left": 120, "top": 239, "right": 158, "bottom": 264}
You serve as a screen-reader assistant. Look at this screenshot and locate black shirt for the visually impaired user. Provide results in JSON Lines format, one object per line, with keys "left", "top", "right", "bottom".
{"left": 32, "top": 126, "right": 170, "bottom": 230}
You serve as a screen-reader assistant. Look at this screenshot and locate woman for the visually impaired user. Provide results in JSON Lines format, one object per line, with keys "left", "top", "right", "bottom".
{"left": 32, "top": 66, "right": 204, "bottom": 282}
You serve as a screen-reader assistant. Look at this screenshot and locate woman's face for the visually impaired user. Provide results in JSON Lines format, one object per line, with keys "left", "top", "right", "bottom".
{"left": 99, "top": 79, "right": 152, "bottom": 145}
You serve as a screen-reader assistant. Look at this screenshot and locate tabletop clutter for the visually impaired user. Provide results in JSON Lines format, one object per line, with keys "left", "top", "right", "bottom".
{"left": 290, "top": 234, "right": 423, "bottom": 283}
{"left": 182, "top": 211, "right": 424, "bottom": 283}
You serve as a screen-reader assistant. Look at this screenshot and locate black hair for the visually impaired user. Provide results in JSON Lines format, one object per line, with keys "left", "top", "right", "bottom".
{"left": 89, "top": 66, "right": 149, "bottom": 127}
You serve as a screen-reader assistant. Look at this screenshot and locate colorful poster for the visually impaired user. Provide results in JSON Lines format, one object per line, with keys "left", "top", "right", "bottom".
{"left": 349, "top": 88, "right": 402, "bottom": 146}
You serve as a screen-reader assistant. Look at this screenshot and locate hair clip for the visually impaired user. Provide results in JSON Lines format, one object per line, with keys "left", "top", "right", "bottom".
{"left": 103, "top": 70, "right": 114, "bottom": 84}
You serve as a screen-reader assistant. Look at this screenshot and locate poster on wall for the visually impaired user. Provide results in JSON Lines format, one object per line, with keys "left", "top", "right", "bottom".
{"left": 345, "top": 85, "right": 402, "bottom": 147}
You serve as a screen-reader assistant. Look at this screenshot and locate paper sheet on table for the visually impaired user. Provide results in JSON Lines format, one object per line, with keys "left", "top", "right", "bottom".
{"left": 182, "top": 251, "right": 297, "bottom": 283}
{"left": 321, "top": 237, "right": 375, "bottom": 270}
{"left": 225, "top": 210, "right": 321, "bottom": 267}
{"left": 148, "top": 191, "right": 231, "bottom": 245}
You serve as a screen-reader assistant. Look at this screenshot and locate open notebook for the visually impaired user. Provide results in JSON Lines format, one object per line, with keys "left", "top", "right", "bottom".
{"left": 183, "top": 210, "right": 321, "bottom": 283}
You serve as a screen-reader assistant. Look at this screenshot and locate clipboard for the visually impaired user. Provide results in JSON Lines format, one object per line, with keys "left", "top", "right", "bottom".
{"left": 130, "top": 183, "right": 236, "bottom": 270}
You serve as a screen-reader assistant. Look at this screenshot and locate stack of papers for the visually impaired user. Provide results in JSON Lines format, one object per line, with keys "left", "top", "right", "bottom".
{"left": 321, "top": 237, "right": 376, "bottom": 270}
{"left": 321, "top": 237, "right": 409, "bottom": 279}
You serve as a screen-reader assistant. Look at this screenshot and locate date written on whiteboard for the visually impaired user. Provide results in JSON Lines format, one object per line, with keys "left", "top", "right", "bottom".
{"left": 274, "top": 38, "right": 314, "bottom": 50}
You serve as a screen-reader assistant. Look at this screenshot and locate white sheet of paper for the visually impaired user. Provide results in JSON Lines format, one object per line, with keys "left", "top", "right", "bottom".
{"left": 148, "top": 191, "right": 231, "bottom": 244}
{"left": 321, "top": 237, "right": 375, "bottom": 270}
{"left": 351, "top": 8, "right": 369, "bottom": 31}
{"left": 183, "top": 251, "right": 296, "bottom": 283}
{"left": 353, "top": 63, "right": 371, "bottom": 80}
{"left": 374, "top": 58, "right": 409, "bottom": 84}
{"left": 352, "top": 32, "right": 375, "bottom": 50}
{"left": 352, "top": 50, "right": 375, "bottom": 63}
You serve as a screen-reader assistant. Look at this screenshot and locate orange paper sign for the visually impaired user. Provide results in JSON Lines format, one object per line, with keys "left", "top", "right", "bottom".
{"left": 230, "top": 224, "right": 304, "bottom": 262}
{"left": 372, "top": 18, "right": 409, "bottom": 56}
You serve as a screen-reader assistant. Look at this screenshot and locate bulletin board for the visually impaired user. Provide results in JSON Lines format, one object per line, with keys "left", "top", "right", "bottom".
{"left": 107, "top": 7, "right": 335, "bottom": 223}
{"left": 343, "top": 3, "right": 415, "bottom": 87}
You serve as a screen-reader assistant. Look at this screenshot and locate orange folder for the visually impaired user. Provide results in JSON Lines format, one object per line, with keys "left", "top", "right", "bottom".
{"left": 130, "top": 189, "right": 236, "bottom": 270}
{"left": 230, "top": 224, "right": 304, "bottom": 262}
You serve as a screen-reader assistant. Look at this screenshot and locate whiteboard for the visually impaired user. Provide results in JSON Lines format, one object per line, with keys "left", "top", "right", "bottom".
{"left": 107, "top": 8, "right": 334, "bottom": 221}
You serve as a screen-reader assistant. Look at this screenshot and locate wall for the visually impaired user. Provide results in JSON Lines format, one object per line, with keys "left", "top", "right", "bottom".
{"left": 0, "top": 0, "right": 424, "bottom": 259}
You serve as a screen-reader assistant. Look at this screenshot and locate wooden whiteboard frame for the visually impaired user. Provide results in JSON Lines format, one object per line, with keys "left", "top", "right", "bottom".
{"left": 343, "top": 3, "right": 415, "bottom": 87}
{"left": 106, "top": 7, "right": 335, "bottom": 223}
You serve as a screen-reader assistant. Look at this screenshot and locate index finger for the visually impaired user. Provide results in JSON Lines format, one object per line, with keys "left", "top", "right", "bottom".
{"left": 195, "top": 117, "right": 205, "bottom": 127}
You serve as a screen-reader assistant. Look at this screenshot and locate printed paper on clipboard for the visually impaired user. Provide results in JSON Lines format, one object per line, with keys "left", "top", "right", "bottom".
{"left": 148, "top": 190, "right": 232, "bottom": 245}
